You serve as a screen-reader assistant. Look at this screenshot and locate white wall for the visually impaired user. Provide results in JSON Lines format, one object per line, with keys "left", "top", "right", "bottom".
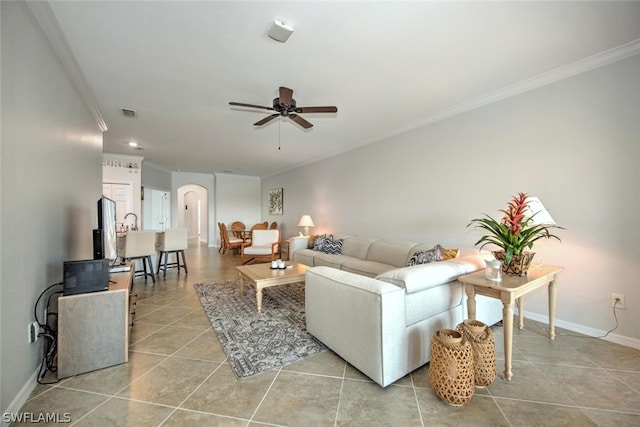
{"left": 214, "top": 174, "right": 261, "bottom": 246}
{"left": 262, "top": 54, "right": 640, "bottom": 346}
{"left": 1, "top": 1, "right": 103, "bottom": 416}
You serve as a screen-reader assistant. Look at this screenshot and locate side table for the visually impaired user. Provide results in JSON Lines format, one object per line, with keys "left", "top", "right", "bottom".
{"left": 457, "top": 265, "right": 563, "bottom": 380}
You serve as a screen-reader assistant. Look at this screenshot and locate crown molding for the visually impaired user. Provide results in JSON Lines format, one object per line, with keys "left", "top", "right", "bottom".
{"left": 264, "top": 38, "right": 640, "bottom": 179}
{"left": 375, "top": 38, "right": 640, "bottom": 143}
{"left": 26, "top": 1, "right": 108, "bottom": 132}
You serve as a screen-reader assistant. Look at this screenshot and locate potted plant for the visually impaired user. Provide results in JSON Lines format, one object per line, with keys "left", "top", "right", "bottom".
{"left": 468, "top": 193, "right": 562, "bottom": 276}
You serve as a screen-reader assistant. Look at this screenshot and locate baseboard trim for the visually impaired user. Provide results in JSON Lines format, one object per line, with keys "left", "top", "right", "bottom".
{"left": 525, "top": 310, "right": 640, "bottom": 350}
{"left": 2, "top": 368, "right": 39, "bottom": 427}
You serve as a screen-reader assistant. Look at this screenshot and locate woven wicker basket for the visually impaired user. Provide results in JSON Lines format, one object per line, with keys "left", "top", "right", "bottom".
{"left": 457, "top": 319, "right": 496, "bottom": 387}
{"left": 428, "top": 329, "right": 475, "bottom": 406}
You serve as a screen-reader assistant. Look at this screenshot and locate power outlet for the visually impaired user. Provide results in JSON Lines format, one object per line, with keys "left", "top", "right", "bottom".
{"left": 611, "top": 293, "right": 626, "bottom": 310}
{"left": 28, "top": 321, "right": 39, "bottom": 343}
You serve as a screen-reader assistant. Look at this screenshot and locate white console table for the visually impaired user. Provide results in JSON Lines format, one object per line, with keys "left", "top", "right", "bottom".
{"left": 57, "top": 264, "right": 135, "bottom": 379}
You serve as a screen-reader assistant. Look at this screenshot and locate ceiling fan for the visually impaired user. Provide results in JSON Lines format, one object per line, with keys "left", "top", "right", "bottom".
{"left": 229, "top": 86, "right": 337, "bottom": 129}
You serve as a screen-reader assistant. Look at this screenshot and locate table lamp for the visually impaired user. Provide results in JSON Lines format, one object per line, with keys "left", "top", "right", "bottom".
{"left": 525, "top": 196, "right": 556, "bottom": 225}
{"left": 297, "top": 215, "right": 315, "bottom": 236}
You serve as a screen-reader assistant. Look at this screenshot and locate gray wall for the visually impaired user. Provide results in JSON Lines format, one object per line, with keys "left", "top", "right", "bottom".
{"left": 1, "top": 1, "right": 103, "bottom": 415}
{"left": 262, "top": 54, "right": 640, "bottom": 345}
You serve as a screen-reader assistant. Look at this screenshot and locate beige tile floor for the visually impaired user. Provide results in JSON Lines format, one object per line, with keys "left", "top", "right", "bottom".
{"left": 14, "top": 241, "right": 640, "bottom": 426}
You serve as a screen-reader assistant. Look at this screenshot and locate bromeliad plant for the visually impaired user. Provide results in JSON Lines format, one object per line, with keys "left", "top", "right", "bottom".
{"left": 468, "top": 193, "right": 562, "bottom": 266}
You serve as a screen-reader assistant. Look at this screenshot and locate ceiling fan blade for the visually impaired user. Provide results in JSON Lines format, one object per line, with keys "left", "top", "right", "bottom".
{"left": 254, "top": 114, "right": 280, "bottom": 126}
{"left": 288, "top": 113, "right": 313, "bottom": 129}
{"left": 295, "top": 106, "right": 338, "bottom": 113}
{"left": 279, "top": 87, "right": 293, "bottom": 106}
{"left": 229, "top": 102, "right": 274, "bottom": 111}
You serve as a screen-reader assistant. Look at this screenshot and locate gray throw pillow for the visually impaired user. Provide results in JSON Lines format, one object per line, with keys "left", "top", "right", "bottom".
{"left": 407, "top": 244, "right": 443, "bottom": 266}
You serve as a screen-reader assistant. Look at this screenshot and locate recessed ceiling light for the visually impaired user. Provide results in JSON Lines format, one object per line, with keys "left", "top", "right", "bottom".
{"left": 128, "top": 141, "right": 138, "bottom": 147}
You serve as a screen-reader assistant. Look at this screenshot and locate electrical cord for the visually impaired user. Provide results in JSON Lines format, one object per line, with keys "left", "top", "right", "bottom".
{"left": 34, "top": 282, "right": 63, "bottom": 384}
{"left": 550, "top": 299, "right": 620, "bottom": 340}
{"left": 34, "top": 282, "right": 62, "bottom": 328}
{"left": 595, "top": 299, "right": 619, "bottom": 339}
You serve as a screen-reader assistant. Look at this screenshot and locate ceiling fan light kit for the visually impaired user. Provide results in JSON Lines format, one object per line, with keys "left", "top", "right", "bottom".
{"left": 229, "top": 86, "right": 337, "bottom": 129}
{"left": 268, "top": 20, "right": 294, "bottom": 43}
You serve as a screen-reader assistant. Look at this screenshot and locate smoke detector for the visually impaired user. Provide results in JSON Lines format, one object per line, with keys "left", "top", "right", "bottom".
{"left": 268, "top": 20, "right": 294, "bottom": 43}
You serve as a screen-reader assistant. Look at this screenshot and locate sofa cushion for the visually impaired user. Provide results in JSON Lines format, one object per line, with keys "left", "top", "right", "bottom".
{"left": 407, "top": 245, "right": 443, "bottom": 266}
{"left": 312, "top": 252, "right": 349, "bottom": 269}
{"left": 341, "top": 259, "right": 395, "bottom": 278}
{"left": 341, "top": 236, "right": 377, "bottom": 259}
{"left": 367, "top": 240, "right": 418, "bottom": 268}
{"left": 293, "top": 248, "right": 319, "bottom": 266}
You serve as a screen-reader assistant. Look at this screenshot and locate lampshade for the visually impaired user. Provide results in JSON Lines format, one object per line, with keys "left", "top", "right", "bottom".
{"left": 297, "top": 215, "right": 315, "bottom": 236}
{"left": 525, "top": 196, "right": 556, "bottom": 225}
{"left": 297, "top": 215, "right": 315, "bottom": 227}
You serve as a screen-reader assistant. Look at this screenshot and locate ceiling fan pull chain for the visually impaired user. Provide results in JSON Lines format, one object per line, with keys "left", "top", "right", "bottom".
{"left": 278, "top": 119, "right": 281, "bottom": 150}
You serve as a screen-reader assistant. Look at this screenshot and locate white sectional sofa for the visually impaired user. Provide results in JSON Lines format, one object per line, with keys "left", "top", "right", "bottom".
{"left": 290, "top": 235, "right": 503, "bottom": 387}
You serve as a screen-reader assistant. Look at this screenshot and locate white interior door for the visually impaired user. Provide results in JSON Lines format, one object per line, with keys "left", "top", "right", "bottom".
{"left": 142, "top": 189, "right": 171, "bottom": 231}
{"left": 103, "top": 183, "right": 132, "bottom": 228}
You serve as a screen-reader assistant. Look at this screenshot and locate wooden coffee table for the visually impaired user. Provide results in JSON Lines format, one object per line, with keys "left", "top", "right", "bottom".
{"left": 236, "top": 261, "right": 309, "bottom": 312}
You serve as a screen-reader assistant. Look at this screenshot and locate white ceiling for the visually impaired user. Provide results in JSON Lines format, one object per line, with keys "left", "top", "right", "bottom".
{"left": 47, "top": 1, "right": 640, "bottom": 177}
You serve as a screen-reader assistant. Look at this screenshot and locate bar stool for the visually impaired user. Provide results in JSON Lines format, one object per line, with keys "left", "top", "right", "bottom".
{"left": 121, "top": 230, "right": 156, "bottom": 282}
{"left": 156, "top": 228, "right": 188, "bottom": 276}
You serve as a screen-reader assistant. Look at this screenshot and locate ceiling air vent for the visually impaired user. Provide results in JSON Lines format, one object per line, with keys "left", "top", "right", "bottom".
{"left": 121, "top": 108, "right": 137, "bottom": 118}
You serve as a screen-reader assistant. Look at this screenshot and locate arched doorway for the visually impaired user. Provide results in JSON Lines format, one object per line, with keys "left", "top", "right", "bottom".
{"left": 177, "top": 184, "right": 208, "bottom": 244}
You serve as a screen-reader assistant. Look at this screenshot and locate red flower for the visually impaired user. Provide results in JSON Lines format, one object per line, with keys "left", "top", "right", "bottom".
{"left": 500, "top": 193, "right": 530, "bottom": 236}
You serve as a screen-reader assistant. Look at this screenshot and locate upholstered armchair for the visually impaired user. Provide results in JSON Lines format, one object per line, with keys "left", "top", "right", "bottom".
{"left": 241, "top": 229, "right": 280, "bottom": 264}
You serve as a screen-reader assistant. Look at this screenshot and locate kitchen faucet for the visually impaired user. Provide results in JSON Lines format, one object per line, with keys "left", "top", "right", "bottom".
{"left": 124, "top": 212, "right": 138, "bottom": 231}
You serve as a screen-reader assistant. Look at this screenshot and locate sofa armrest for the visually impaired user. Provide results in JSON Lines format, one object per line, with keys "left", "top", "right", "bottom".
{"left": 288, "top": 236, "right": 310, "bottom": 257}
{"left": 305, "top": 266, "right": 406, "bottom": 387}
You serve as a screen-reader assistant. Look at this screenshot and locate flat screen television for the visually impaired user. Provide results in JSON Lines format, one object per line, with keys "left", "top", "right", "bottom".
{"left": 96, "top": 196, "right": 118, "bottom": 261}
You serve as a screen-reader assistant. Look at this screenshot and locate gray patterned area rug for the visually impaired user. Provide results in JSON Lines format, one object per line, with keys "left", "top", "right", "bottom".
{"left": 194, "top": 279, "right": 326, "bottom": 380}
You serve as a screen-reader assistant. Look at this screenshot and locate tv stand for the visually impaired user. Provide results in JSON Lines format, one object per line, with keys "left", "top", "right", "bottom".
{"left": 57, "top": 263, "right": 135, "bottom": 379}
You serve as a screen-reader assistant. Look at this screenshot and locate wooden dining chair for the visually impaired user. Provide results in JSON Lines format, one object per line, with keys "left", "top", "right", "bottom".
{"left": 269, "top": 221, "right": 278, "bottom": 229}
{"left": 231, "top": 221, "right": 246, "bottom": 239}
{"left": 251, "top": 222, "right": 268, "bottom": 231}
{"left": 220, "top": 223, "right": 243, "bottom": 255}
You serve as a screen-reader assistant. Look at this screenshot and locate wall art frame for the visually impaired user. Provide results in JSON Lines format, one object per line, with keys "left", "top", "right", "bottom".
{"left": 269, "top": 188, "right": 283, "bottom": 215}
